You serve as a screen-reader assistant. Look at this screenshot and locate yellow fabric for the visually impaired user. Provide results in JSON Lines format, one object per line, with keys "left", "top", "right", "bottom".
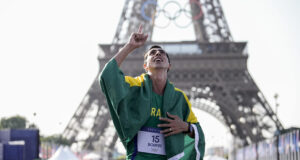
{"left": 124, "top": 74, "right": 197, "bottom": 123}
{"left": 124, "top": 74, "right": 145, "bottom": 87}
{"left": 175, "top": 88, "right": 198, "bottom": 123}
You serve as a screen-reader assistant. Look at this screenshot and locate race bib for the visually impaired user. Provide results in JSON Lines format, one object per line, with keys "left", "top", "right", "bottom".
{"left": 137, "top": 127, "right": 166, "bottom": 155}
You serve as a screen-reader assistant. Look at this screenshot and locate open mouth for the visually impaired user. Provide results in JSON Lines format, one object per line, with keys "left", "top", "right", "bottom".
{"left": 154, "top": 58, "right": 163, "bottom": 62}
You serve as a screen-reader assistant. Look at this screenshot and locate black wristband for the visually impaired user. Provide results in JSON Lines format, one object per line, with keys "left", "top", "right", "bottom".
{"left": 183, "top": 122, "right": 191, "bottom": 134}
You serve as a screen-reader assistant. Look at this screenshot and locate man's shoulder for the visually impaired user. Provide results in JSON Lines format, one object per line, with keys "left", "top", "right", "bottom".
{"left": 173, "top": 87, "right": 189, "bottom": 99}
{"left": 173, "top": 87, "right": 191, "bottom": 107}
{"left": 125, "top": 74, "right": 146, "bottom": 87}
{"left": 174, "top": 87, "right": 186, "bottom": 95}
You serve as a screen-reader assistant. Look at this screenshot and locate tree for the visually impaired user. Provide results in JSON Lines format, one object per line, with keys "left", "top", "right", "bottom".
{"left": 28, "top": 123, "right": 38, "bottom": 129}
{"left": 0, "top": 115, "right": 27, "bottom": 129}
{"left": 40, "top": 134, "right": 72, "bottom": 146}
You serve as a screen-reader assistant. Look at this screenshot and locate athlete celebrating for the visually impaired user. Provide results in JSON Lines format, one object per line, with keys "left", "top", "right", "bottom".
{"left": 100, "top": 25, "right": 205, "bottom": 160}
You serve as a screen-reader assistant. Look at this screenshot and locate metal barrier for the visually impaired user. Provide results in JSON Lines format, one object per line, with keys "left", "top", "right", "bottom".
{"left": 234, "top": 129, "right": 300, "bottom": 160}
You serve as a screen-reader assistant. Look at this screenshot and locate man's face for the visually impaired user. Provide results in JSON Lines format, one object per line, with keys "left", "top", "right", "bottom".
{"left": 144, "top": 48, "right": 171, "bottom": 72}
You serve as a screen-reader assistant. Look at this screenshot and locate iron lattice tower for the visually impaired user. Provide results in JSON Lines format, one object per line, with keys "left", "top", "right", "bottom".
{"left": 63, "top": 0, "right": 284, "bottom": 155}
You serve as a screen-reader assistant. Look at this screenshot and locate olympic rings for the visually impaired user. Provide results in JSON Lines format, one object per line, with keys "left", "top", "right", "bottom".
{"left": 189, "top": 0, "right": 203, "bottom": 20}
{"left": 162, "top": 1, "right": 182, "bottom": 21}
{"left": 141, "top": 0, "right": 171, "bottom": 28}
{"left": 140, "top": 0, "right": 203, "bottom": 28}
{"left": 141, "top": 0, "right": 157, "bottom": 22}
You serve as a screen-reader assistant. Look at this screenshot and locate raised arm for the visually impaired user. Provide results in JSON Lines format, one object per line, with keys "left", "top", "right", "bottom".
{"left": 113, "top": 25, "right": 148, "bottom": 67}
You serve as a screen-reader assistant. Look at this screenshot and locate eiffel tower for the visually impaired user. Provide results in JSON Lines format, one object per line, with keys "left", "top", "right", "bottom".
{"left": 63, "top": 0, "right": 284, "bottom": 156}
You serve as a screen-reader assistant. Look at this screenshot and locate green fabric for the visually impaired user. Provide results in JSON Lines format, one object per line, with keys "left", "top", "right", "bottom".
{"left": 182, "top": 124, "right": 206, "bottom": 160}
{"left": 129, "top": 91, "right": 166, "bottom": 159}
{"left": 99, "top": 59, "right": 205, "bottom": 160}
{"left": 144, "top": 92, "right": 163, "bottom": 128}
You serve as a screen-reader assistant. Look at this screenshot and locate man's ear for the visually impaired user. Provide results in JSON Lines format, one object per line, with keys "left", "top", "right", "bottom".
{"left": 143, "top": 63, "right": 148, "bottom": 72}
{"left": 167, "top": 63, "right": 171, "bottom": 72}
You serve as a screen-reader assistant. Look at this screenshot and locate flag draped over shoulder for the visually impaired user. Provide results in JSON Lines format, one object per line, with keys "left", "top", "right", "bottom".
{"left": 99, "top": 59, "right": 205, "bottom": 160}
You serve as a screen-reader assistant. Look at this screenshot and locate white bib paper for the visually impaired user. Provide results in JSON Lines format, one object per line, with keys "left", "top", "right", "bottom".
{"left": 137, "top": 127, "right": 166, "bottom": 155}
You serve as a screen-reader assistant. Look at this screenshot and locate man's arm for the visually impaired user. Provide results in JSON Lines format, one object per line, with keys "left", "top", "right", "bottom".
{"left": 99, "top": 25, "right": 148, "bottom": 116}
{"left": 113, "top": 25, "right": 148, "bottom": 67}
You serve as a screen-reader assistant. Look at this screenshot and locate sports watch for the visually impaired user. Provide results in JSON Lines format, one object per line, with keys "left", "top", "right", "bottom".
{"left": 183, "top": 122, "right": 193, "bottom": 134}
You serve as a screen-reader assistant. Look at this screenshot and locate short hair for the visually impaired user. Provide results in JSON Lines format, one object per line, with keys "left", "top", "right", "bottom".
{"left": 143, "top": 45, "right": 170, "bottom": 64}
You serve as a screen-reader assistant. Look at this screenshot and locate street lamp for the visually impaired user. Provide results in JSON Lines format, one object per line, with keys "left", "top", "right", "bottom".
{"left": 273, "top": 93, "right": 279, "bottom": 115}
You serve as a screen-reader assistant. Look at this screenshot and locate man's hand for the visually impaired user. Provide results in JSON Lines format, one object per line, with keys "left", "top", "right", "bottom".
{"left": 157, "top": 112, "right": 189, "bottom": 137}
{"left": 114, "top": 25, "right": 148, "bottom": 67}
{"left": 128, "top": 25, "right": 148, "bottom": 49}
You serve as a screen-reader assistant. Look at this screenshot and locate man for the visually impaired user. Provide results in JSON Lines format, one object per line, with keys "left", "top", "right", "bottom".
{"left": 99, "top": 25, "right": 205, "bottom": 160}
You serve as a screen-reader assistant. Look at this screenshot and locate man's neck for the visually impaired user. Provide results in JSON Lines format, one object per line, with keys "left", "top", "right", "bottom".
{"left": 148, "top": 70, "right": 167, "bottom": 95}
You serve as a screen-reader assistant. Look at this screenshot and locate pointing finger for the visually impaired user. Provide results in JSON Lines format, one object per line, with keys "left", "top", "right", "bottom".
{"left": 138, "top": 24, "right": 143, "bottom": 33}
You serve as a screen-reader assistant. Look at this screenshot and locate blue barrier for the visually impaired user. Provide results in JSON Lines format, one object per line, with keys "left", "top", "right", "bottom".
{"left": 0, "top": 129, "right": 39, "bottom": 160}
{"left": 3, "top": 144, "right": 25, "bottom": 160}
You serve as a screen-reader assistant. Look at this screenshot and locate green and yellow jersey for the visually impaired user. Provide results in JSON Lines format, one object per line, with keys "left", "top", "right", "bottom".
{"left": 99, "top": 59, "right": 205, "bottom": 160}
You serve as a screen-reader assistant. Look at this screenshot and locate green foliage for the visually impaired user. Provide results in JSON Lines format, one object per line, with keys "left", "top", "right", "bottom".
{"left": 0, "top": 115, "right": 27, "bottom": 129}
{"left": 40, "top": 134, "right": 72, "bottom": 146}
{"left": 28, "top": 123, "right": 38, "bottom": 129}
